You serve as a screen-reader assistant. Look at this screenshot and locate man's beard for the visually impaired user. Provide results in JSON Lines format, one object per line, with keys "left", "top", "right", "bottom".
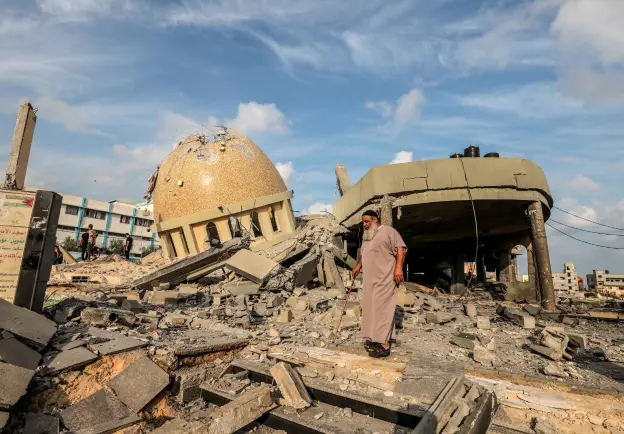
{"left": 363, "top": 224, "right": 379, "bottom": 241}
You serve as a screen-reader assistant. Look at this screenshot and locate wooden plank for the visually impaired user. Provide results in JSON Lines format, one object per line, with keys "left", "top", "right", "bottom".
{"left": 270, "top": 362, "right": 312, "bottom": 409}
{"left": 58, "top": 245, "right": 77, "bottom": 264}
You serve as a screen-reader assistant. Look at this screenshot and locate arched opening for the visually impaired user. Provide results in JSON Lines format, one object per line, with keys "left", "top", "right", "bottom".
{"left": 206, "top": 222, "right": 220, "bottom": 247}
{"left": 268, "top": 206, "right": 280, "bottom": 233}
{"left": 229, "top": 216, "right": 241, "bottom": 238}
{"left": 250, "top": 211, "right": 263, "bottom": 238}
{"left": 511, "top": 245, "right": 529, "bottom": 283}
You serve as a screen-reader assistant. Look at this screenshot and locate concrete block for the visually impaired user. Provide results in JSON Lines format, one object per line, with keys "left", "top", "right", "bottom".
{"left": 566, "top": 332, "right": 588, "bottom": 351}
{"left": 286, "top": 297, "right": 309, "bottom": 312}
{"left": 397, "top": 287, "right": 416, "bottom": 307}
{"left": 464, "top": 303, "right": 477, "bottom": 318}
{"left": 497, "top": 306, "right": 535, "bottom": 329}
{"left": 149, "top": 290, "right": 180, "bottom": 306}
{"left": 542, "top": 362, "right": 567, "bottom": 378}
{"left": 108, "top": 355, "right": 170, "bottom": 412}
{"left": 224, "top": 281, "right": 260, "bottom": 296}
{"left": 0, "top": 362, "right": 34, "bottom": 408}
{"left": 451, "top": 336, "right": 475, "bottom": 350}
{"left": 528, "top": 344, "right": 562, "bottom": 361}
{"left": 89, "top": 337, "right": 147, "bottom": 356}
{"left": 267, "top": 296, "right": 285, "bottom": 308}
{"left": 23, "top": 413, "right": 60, "bottom": 434}
{"left": 80, "top": 307, "right": 136, "bottom": 327}
{"left": 523, "top": 304, "right": 542, "bottom": 316}
{"left": 293, "top": 255, "right": 319, "bottom": 287}
{"left": 225, "top": 250, "right": 279, "bottom": 283}
{"left": 252, "top": 303, "right": 272, "bottom": 317}
{"left": 45, "top": 347, "right": 98, "bottom": 375}
{"left": 176, "top": 369, "right": 206, "bottom": 403}
{"left": 522, "top": 315, "right": 536, "bottom": 329}
{"left": 475, "top": 316, "right": 491, "bottom": 330}
{"left": 425, "top": 312, "right": 456, "bottom": 325}
{"left": 207, "top": 386, "right": 275, "bottom": 434}
{"left": 276, "top": 309, "right": 293, "bottom": 323}
{"left": 0, "top": 298, "right": 57, "bottom": 350}
{"left": 473, "top": 344, "right": 495, "bottom": 367}
{"left": 60, "top": 389, "right": 131, "bottom": 432}
{"left": 0, "top": 337, "right": 41, "bottom": 370}
{"left": 120, "top": 299, "right": 145, "bottom": 313}
{"left": 270, "top": 362, "right": 312, "bottom": 409}
{"left": 160, "top": 313, "right": 193, "bottom": 328}
{"left": 178, "top": 284, "right": 199, "bottom": 296}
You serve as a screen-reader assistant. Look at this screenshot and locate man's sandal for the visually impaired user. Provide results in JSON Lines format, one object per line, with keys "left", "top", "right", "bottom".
{"left": 368, "top": 345, "right": 391, "bottom": 358}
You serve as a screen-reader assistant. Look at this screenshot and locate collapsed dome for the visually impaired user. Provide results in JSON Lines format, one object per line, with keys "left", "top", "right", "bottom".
{"left": 153, "top": 128, "right": 287, "bottom": 222}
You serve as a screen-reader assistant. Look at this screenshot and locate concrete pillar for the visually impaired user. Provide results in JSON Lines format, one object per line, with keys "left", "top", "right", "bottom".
{"left": 528, "top": 201, "right": 555, "bottom": 310}
{"left": 499, "top": 250, "right": 512, "bottom": 283}
{"left": 476, "top": 249, "right": 485, "bottom": 283}
{"left": 183, "top": 225, "right": 198, "bottom": 255}
{"left": 5, "top": 102, "right": 36, "bottom": 190}
{"left": 380, "top": 195, "right": 393, "bottom": 227}
{"left": 450, "top": 254, "right": 466, "bottom": 295}
{"left": 335, "top": 164, "right": 351, "bottom": 196}
{"left": 527, "top": 241, "right": 540, "bottom": 303}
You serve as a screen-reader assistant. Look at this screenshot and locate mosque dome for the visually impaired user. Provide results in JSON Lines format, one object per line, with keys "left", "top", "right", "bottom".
{"left": 152, "top": 128, "right": 287, "bottom": 222}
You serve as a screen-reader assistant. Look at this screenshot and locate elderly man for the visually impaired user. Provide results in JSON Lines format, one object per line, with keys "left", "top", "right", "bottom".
{"left": 352, "top": 210, "right": 407, "bottom": 358}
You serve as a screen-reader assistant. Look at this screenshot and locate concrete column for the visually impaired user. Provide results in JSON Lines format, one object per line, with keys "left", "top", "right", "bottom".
{"left": 450, "top": 254, "right": 466, "bottom": 295}
{"left": 335, "top": 164, "right": 352, "bottom": 196}
{"left": 527, "top": 241, "right": 540, "bottom": 303}
{"left": 499, "top": 250, "right": 512, "bottom": 283}
{"left": 160, "top": 233, "right": 174, "bottom": 260}
{"left": 182, "top": 225, "right": 198, "bottom": 255}
{"left": 5, "top": 102, "right": 36, "bottom": 190}
{"left": 476, "top": 249, "right": 485, "bottom": 283}
{"left": 528, "top": 201, "right": 555, "bottom": 310}
{"left": 380, "top": 195, "right": 393, "bottom": 227}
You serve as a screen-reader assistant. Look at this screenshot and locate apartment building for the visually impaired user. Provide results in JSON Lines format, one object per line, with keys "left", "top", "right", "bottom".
{"left": 56, "top": 194, "right": 159, "bottom": 256}
{"left": 552, "top": 262, "right": 580, "bottom": 293}
{"left": 587, "top": 270, "right": 624, "bottom": 291}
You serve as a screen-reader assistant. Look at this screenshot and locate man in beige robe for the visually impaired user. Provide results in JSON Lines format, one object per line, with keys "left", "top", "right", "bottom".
{"left": 353, "top": 210, "right": 406, "bottom": 358}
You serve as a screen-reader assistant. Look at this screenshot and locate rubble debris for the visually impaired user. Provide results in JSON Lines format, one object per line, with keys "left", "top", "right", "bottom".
{"left": 45, "top": 347, "right": 98, "bottom": 374}
{"left": 74, "top": 415, "right": 142, "bottom": 434}
{"left": 473, "top": 344, "right": 496, "bottom": 367}
{"left": 542, "top": 362, "right": 567, "bottom": 378}
{"left": 425, "top": 312, "right": 456, "bottom": 325}
{"left": 322, "top": 252, "right": 346, "bottom": 292}
{"left": 88, "top": 336, "right": 147, "bottom": 356}
{"left": 225, "top": 249, "right": 279, "bottom": 284}
{"left": 396, "top": 286, "right": 416, "bottom": 307}
{"left": 80, "top": 307, "right": 136, "bottom": 327}
{"left": 270, "top": 362, "right": 313, "bottom": 409}
{"left": 23, "top": 413, "right": 59, "bottom": 434}
{"left": 464, "top": 303, "right": 477, "bottom": 318}
{"left": 451, "top": 336, "right": 476, "bottom": 351}
{"left": 532, "top": 417, "right": 557, "bottom": 434}
{"left": 175, "top": 368, "right": 207, "bottom": 403}
{"left": 0, "top": 412, "right": 8, "bottom": 430}
{"left": 149, "top": 290, "right": 182, "bottom": 306}
{"left": 527, "top": 344, "right": 562, "bottom": 361}
{"left": 276, "top": 309, "right": 293, "bottom": 323}
{"left": 523, "top": 303, "right": 542, "bottom": 316}
{"left": 107, "top": 355, "right": 170, "bottom": 412}
{"left": 0, "top": 298, "right": 56, "bottom": 350}
{"left": 206, "top": 385, "right": 275, "bottom": 434}
{"left": 293, "top": 254, "right": 319, "bottom": 287}
{"left": 60, "top": 388, "right": 131, "bottom": 432}
{"left": 0, "top": 362, "right": 34, "bottom": 408}
{"left": 496, "top": 305, "right": 535, "bottom": 329}
{"left": 223, "top": 281, "right": 260, "bottom": 295}
{"left": 0, "top": 337, "right": 41, "bottom": 370}
{"left": 475, "top": 316, "right": 491, "bottom": 330}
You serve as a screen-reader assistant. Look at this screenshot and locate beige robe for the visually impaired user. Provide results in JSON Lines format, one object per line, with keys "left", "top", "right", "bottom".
{"left": 360, "top": 225, "right": 406, "bottom": 343}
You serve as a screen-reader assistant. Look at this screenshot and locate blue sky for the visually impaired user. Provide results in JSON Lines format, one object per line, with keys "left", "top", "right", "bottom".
{"left": 1, "top": 0, "right": 624, "bottom": 277}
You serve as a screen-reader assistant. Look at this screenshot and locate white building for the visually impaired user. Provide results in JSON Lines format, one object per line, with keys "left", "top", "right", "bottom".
{"left": 552, "top": 262, "right": 580, "bottom": 293}
{"left": 56, "top": 194, "right": 159, "bottom": 256}
{"left": 588, "top": 270, "right": 624, "bottom": 292}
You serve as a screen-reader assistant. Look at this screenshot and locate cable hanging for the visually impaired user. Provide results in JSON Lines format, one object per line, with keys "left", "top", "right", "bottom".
{"left": 548, "top": 219, "right": 624, "bottom": 236}
{"left": 552, "top": 206, "right": 624, "bottom": 231}
{"left": 546, "top": 223, "right": 624, "bottom": 250}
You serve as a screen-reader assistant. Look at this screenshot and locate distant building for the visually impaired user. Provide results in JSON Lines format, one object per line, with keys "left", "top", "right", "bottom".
{"left": 552, "top": 262, "right": 581, "bottom": 293}
{"left": 587, "top": 269, "right": 624, "bottom": 292}
{"left": 56, "top": 194, "right": 159, "bottom": 256}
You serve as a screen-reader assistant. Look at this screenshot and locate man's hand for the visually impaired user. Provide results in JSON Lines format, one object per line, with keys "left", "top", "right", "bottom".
{"left": 352, "top": 264, "right": 362, "bottom": 280}
{"left": 394, "top": 267, "right": 404, "bottom": 285}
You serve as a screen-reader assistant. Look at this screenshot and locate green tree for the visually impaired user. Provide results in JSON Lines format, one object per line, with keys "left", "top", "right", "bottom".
{"left": 108, "top": 239, "right": 125, "bottom": 255}
{"left": 140, "top": 246, "right": 158, "bottom": 257}
{"left": 61, "top": 236, "right": 78, "bottom": 252}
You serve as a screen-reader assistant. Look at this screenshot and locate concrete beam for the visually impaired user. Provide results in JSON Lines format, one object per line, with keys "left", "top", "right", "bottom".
{"left": 528, "top": 201, "right": 555, "bottom": 311}
{"left": 5, "top": 102, "right": 36, "bottom": 190}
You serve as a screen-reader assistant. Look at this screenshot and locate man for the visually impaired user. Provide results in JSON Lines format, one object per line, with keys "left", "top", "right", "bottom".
{"left": 124, "top": 233, "right": 133, "bottom": 260}
{"left": 79, "top": 230, "right": 89, "bottom": 261}
{"left": 87, "top": 224, "right": 98, "bottom": 261}
{"left": 352, "top": 210, "right": 406, "bottom": 358}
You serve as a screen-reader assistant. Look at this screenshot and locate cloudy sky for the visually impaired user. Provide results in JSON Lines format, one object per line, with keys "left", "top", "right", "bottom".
{"left": 1, "top": 0, "right": 624, "bottom": 277}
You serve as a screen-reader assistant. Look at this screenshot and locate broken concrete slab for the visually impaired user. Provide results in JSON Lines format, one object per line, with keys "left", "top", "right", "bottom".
{"left": 160, "top": 313, "right": 193, "bottom": 328}
{"left": 175, "top": 368, "right": 207, "bottom": 403}
{"left": 88, "top": 337, "right": 147, "bottom": 356}
{"left": 80, "top": 307, "right": 136, "bottom": 327}
{"left": 464, "top": 303, "right": 477, "bottom": 318}
{"left": 270, "top": 362, "right": 312, "bottom": 409}
{"left": 451, "top": 336, "right": 475, "bottom": 351}
{"left": 497, "top": 305, "right": 535, "bottom": 329}
{"left": 108, "top": 355, "right": 170, "bottom": 412}
{"left": 75, "top": 415, "right": 142, "bottom": 434}
{"left": 207, "top": 385, "right": 275, "bottom": 434}
{"left": 542, "top": 362, "right": 567, "bottom": 378}
{"left": 60, "top": 389, "right": 131, "bottom": 432}
{"left": 225, "top": 249, "right": 279, "bottom": 284}
{"left": 475, "top": 316, "right": 491, "bottom": 330}
{"left": 178, "top": 283, "right": 199, "bottom": 297}
{"left": 0, "top": 362, "right": 34, "bottom": 409}
{"left": 148, "top": 290, "right": 180, "bottom": 306}
{"left": 566, "top": 332, "right": 588, "bottom": 351}
{"left": 285, "top": 296, "right": 309, "bottom": 312}
{"left": 528, "top": 344, "right": 562, "bottom": 361}
{"left": 0, "top": 337, "right": 41, "bottom": 370}
{"left": 293, "top": 255, "right": 319, "bottom": 287}
{"left": 0, "top": 298, "right": 57, "bottom": 350}
{"left": 45, "top": 347, "right": 98, "bottom": 375}
{"left": 523, "top": 304, "right": 542, "bottom": 316}
{"left": 276, "top": 309, "right": 293, "bottom": 323}
{"left": 223, "top": 281, "right": 260, "bottom": 296}
{"left": 0, "top": 412, "right": 8, "bottom": 429}
{"left": 322, "top": 252, "right": 345, "bottom": 292}
{"left": 120, "top": 299, "right": 145, "bottom": 313}
{"left": 473, "top": 344, "right": 496, "bottom": 367}
{"left": 425, "top": 312, "right": 456, "bottom": 325}
{"left": 23, "top": 413, "right": 60, "bottom": 434}
{"left": 173, "top": 338, "right": 249, "bottom": 357}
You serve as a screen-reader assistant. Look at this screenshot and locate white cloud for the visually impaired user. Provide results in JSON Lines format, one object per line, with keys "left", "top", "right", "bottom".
{"left": 156, "top": 111, "right": 217, "bottom": 147}
{"left": 303, "top": 202, "right": 333, "bottom": 215}
{"left": 365, "top": 100, "right": 393, "bottom": 118}
{"left": 34, "top": 95, "right": 107, "bottom": 136}
{"left": 389, "top": 151, "right": 413, "bottom": 165}
{"left": 275, "top": 161, "right": 295, "bottom": 186}
{"left": 555, "top": 197, "right": 599, "bottom": 229}
{"left": 36, "top": 0, "right": 138, "bottom": 19}
{"left": 568, "top": 174, "right": 601, "bottom": 193}
{"left": 366, "top": 88, "right": 425, "bottom": 127}
{"left": 227, "top": 102, "right": 288, "bottom": 135}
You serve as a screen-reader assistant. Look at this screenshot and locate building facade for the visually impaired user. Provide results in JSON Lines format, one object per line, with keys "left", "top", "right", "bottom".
{"left": 552, "top": 262, "right": 580, "bottom": 293}
{"left": 57, "top": 194, "right": 159, "bottom": 256}
{"left": 588, "top": 270, "right": 624, "bottom": 291}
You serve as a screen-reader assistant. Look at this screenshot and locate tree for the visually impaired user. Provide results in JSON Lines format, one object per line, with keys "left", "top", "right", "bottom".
{"left": 108, "top": 239, "right": 125, "bottom": 255}
{"left": 140, "top": 246, "right": 159, "bottom": 257}
{"left": 61, "top": 236, "right": 77, "bottom": 252}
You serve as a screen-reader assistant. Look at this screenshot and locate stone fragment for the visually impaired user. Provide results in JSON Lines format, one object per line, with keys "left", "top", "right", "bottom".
{"left": 475, "top": 316, "right": 491, "bottom": 330}
{"left": 397, "top": 286, "right": 416, "bottom": 307}
{"left": 80, "top": 307, "right": 136, "bottom": 327}
{"left": 561, "top": 316, "right": 577, "bottom": 326}
{"left": 293, "top": 255, "right": 319, "bottom": 287}
{"left": 108, "top": 356, "right": 170, "bottom": 412}
{"left": 120, "top": 299, "right": 145, "bottom": 313}
{"left": 267, "top": 296, "right": 286, "bottom": 308}
{"left": 314, "top": 412, "right": 324, "bottom": 420}
{"left": 89, "top": 337, "right": 147, "bottom": 356}
{"left": 0, "top": 337, "right": 41, "bottom": 370}
{"left": 0, "top": 362, "right": 34, "bottom": 408}
{"left": 588, "top": 414, "right": 604, "bottom": 426}
{"left": 268, "top": 337, "right": 281, "bottom": 346}
{"left": 343, "top": 408, "right": 353, "bottom": 418}
{"left": 425, "top": 312, "right": 456, "bottom": 325}
{"left": 160, "top": 313, "right": 193, "bottom": 328}
{"left": 523, "top": 304, "right": 542, "bottom": 316}
{"left": 225, "top": 250, "right": 279, "bottom": 284}
{"left": 178, "top": 284, "right": 199, "bottom": 297}
{"left": 566, "top": 333, "right": 588, "bottom": 351}
{"left": 532, "top": 417, "right": 556, "bottom": 434}
{"left": 23, "top": 413, "right": 60, "bottom": 434}
{"left": 268, "top": 328, "right": 280, "bottom": 338}
{"left": 276, "top": 309, "right": 293, "bottom": 323}
{"left": 296, "top": 367, "right": 318, "bottom": 378}
{"left": 451, "top": 337, "right": 475, "bottom": 350}
{"left": 224, "top": 281, "right": 260, "bottom": 296}
{"left": 528, "top": 344, "right": 562, "bottom": 361}
{"left": 45, "top": 347, "right": 98, "bottom": 374}
{"left": 481, "top": 337, "right": 496, "bottom": 351}
{"left": 464, "top": 303, "right": 477, "bottom": 318}
{"left": 60, "top": 389, "right": 130, "bottom": 432}
{"left": 207, "top": 386, "right": 275, "bottom": 434}
{"left": 0, "top": 412, "right": 8, "bottom": 429}
{"left": 542, "top": 362, "right": 567, "bottom": 378}
{"left": 286, "top": 297, "right": 309, "bottom": 312}
{"left": 270, "top": 362, "right": 312, "bottom": 410}
{"left": 149, "top": 290, "right": 180, "bottom": 306}
{"left": 0, "top": 298, "right": 57, "bottom": 350}
{"left": 75, "top": 416, "right": 142, "bottom": 434}
{"left": 496, "top": 306, "right": 535, "bottom": 329}
{"left": 472, "top": 344, "right": 495, "bottom": 367}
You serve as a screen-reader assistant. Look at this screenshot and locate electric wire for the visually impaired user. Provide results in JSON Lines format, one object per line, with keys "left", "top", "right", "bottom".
{"left": 548, "top": 218, "right": 624, "bottom": 236}
{"left": 459, "top": 157, "right": 479, "bottom": 290}
{"left": 552, "top": 206, "right": 624, "bottom": 231}
{"left": 546, "top": 222, "right": 624, "bottom": 250}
